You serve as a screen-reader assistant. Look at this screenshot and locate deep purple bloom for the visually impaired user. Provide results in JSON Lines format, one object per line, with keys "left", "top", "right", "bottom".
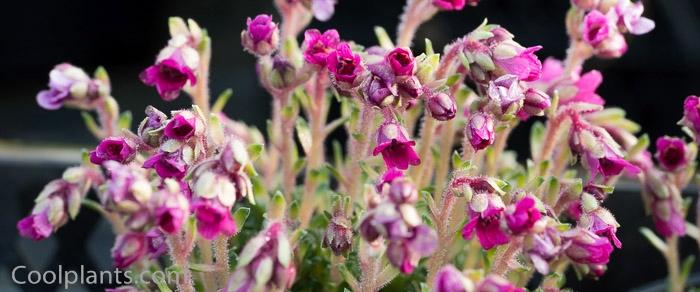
{"left": 466, "top": 112, "right": 495, "bottom": 151}
{"left": 583, "top": 10, "right": 611, "bottom": 46}
{"left": 302, "top": 29, "right": 340, "bottom": 66}
{"left": 164, "top": 112, "right": 197, "bottom": 140}
{"left": 152, "top": 181, "right": 189, "bottom": 234}
{"left": 36, "top": 63, "right": 95, "bottom": 110}
{"left": 365, "top": 75, "right": 395, "bottom": 107}
{"left": 193, "top": 200, "right": 237, "bottom": 240}
{"left": 241, "top": 14, "right": 279, "bottom": 56}
{"left": 145, "top": 229, "right": 168, "bottom": 259}
{"left": 326, "top": 42, "right": 363, "bottom": 85}
{"left": 111, "top": 232, "right": 148, "bottom": 269}
{"left": 655, "top": 136, "right": 688, "bottom": 172}
{"left": 426, "top": 92, "right": 457, "bottom": 121}
{"left": 386, "top": 48, "right": 415, "bottom": 76}
{"left": 140, "top": 48, "right": 198, "bottom": 101}
{"left": 89, "top": 137, "right": 136, "bottom": 165}
{"left": 505, "top": 196, "right": 541, "bottom": 235}
{"left": 143, "top": 152, "right": 187, "bottom": 179}
{"left": 563, "top": 228, "right": 613, "bottom": 265}
{"left": 372, "top": 120, "right": 421, "bottom": 170}
{"left": 17, "top": 212, "right": 53, "bottom": 241}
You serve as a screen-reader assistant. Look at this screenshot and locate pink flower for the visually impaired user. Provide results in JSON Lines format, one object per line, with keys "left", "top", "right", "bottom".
{"left": 111, "top": 232, "right": 148, "bottom": 269}
{"left": 143, "top": 152, "right": 187, "bottom": 179}
{"left": 586, "top": 210, "right": 622, "bottom": 249}
{"left": 164, "top": 112, "right": 197, "bottom": 140}
{"left": 89, "top": 137, "right": 136, "bottom": 165}
{"left": 434, "top": 265, "right": 472, "bottom": 292}
{"left": 683, "top": 95, "right": 700, "bottom": 137}
{"left": 140, "top": 48, "right": 198, "bottom": 101}
{"left": 655, "top": 136, "right": 688, "bottom": 172}
{"left": 310, "top": 0, "right": 337, "bottom": 22}
{"left": 615, "top": 1, "right": 655, "bottom": 35}
{"left": 538, "top": 58, "right": 565, "bottom": 84}
{"left": 387, "top": 177, "right": 419, "bottom": 204}
{"left": 505, "top": 196, "right": 541, "bottom": 235}
{"left": 432, "top": 0, "right": 468, "bottom": 11}
{"left": 426, "top": 92, "right": 457, "bottom": 121}
{"left": 462, "top": 197, "right": 509, "bottom": 250}
{"left": 652, "top": 196, "right": 686, "bottom": 238}
{"left": 571, "top": 70, "right": 605, "bottom": 105}
{"left": 145, "top": 229, "right": 167, "bottom": 259}
{"left": 487, "top": 74, "right": 525, "bottom": 114}
{"left": 582, "top": 10, "right": 610, "bottom": 46}
{"left": 518, "top": 88, "right": 550, "bottom": 119}
{"left": 525, "top": 227, "right": 565, "bottom": 274}
{"left": 302, "top": 29, "right": 340, "bottom": 66}
{"left": 36, "top": 63, "right": 101, "bottom": 110}
{"left": 466, "top": 112, "right": 495, "bottom": 151}
{"left": 386, "top": 48, "right": 415, "bottom": 76}
{"left": 376, "top": 168, "right": 404, "bottom": 193}
{"left": 193, "top": 200, "right": 237, "bottom": 240}
{"left": 326, "top": 42, "right": 364, "bottom": 85}
{"left": 372, "top": 120, "right": 421, "bottom": 170}
{"left": 152, "top": 182, "right": 189, "bottom": 234}
{"left": 17, "top": 212, "right": 53, "bottom": 241}
{"left": 476, "top": 275, "right": 524, "bottom": 292}
{"left": 493, "top": 46, "right": 543, "bottom": 82}
{"left": 570, "top": 124, "right": 640, "bottom": 177}
{"left": 596, "top": 32, "right": 628, "bottom": 59}
{"left": 386, "top": 225, "right": 438, "bottom": 274}
{"left": 563, "top": 228, "right": 613, "bottom": 265}
{"left": 241, "top": 14, "right": 279, "bottom": 56}
{"left": 365, "top": 75, "right": 395, "bottom": 107}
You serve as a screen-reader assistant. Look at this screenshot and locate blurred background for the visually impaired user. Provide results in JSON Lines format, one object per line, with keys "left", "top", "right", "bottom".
{"left": 1, "top": 0, "right": 700, "bottom": 291}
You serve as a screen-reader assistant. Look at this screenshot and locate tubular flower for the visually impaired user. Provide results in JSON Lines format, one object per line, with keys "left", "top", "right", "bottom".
{"left": 36, "top": 63, "right": 107, "bottom": 110}
{"left": 326, "top": 42, "right": 364, "bottom": 89}
{"left": 140, "top": 40, "right": 199, "bottom": 101}
{"left": 302, "top": 29, "right": 340, "bottom": 66}
{"left": 569, "top": 122, "right": 640, "bottom": 178}
{"left": 642, "top": 169, "right": 686, "bottom": 237}
{"left": 462, "top": 193, "right": 509, "bottom": 250}
{"left": 504, "top": 196, "right": 541, "bottom": 235}
{"left": 241, "top": 14, "right": 280, "bottom": 56}
{"left": 654, "top": 136, "right": 688, "bottom": 172}
{"left": 373, "top": 120, "right": 421, "bottom": 170}
{"left": 90, "top": 137, "right": 136, "bottom": 165}
{"left": 563, "top": 228, "right": 613, "bottom": 266}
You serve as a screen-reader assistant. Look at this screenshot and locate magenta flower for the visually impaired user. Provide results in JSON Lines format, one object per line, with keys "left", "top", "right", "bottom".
{"left": 164, "top": 112, "right": 197, "bottom": 140}
{"left": 145, "top": 229, "right": 167, "bottom": 259}
{"left": 387, "top": 177, "right": 419, "bottom": 204}
{"left": 426, "top": 92, "right": 457, "bottom": 121}
{"left": 365, "top": 75, "right": 395, "bottom": 107}
{"left": 493, "top": 46, "right": 543, "bottom": 82}
{"left": 89, "top": 137, "right": 136, "bottom": 165}
{"left": 386, "top": 225, "right": 438, "bottom": 274}
{"left": 655, "top": 136, "right": 688, "bottom": 172}
{"left": 462, "top": 196, "right": 509, "bottom": 250}
{"left": 525, "top": 227, "right": 565, "bottom": 274}
{"left": 152, "top": 181, "right": 190, "bottom": 234}
{"left": 17, "top": 212, "right": 53, "bottom": 241}
{"left": 596, "top": 32, "right": 628, "bottom": 59}
{"left": 466, "top": 112, "right": 495, "bottom": 151}
{"left": 582, "top": 10, "right": 611, "bottom": 46}
{"left": 193, "top": 200, "right": 237, "bottom": 240}
{"left": 615, "top": 1, "right": 655, "bottom": 35}
{"left": 138, "top": 106, "right": 168, "bottom": 147}
{"left": 432, "top": 0, "right": 467, "bottom": 11}
{"left": 487, "top": 74, "right": 525, "bottom": 114}
{"left": 140, "top": 47, "right": 198, "bottom": 101}
{"left": 376, "top": 167, "right": 404, "bottom": 193}
{"left": 505, "top": 196, "right": 541, "bottom": 235}
{"left": 570, "top": 70, "right": 605, "bottom": 105}
{"left": 476, "top": 275, "right": 524, "bottom": 292}
{"left": 563, "top": 228, "right": 613, "bottom": 265}
{"left": 36, "top": 63, "right": 97, "bottom": 110}
{"left": 143, "top": 151, "right": 187, "bottom": 179}
{"left": 386, "top": 48, "right": 415, "bottom": 76}
{"left": 584, "top": 209, "right": 622, "bottom": 249}
{"left": 519, "top": 88, "right": 550, "bottom": 119}
{"left": 652, "top": 197, "right": 686, "bottom": 238}
{"left": 434, "top": 265, "right": 472, "bottom": 292}
{"left": 372, "top": 120, "right": 421, "bottom": 170}
{"left": 570, "top": 125, "right": 640, "bottom": 177}
{"left": 111, "top": 232, "right": 148, "bottom": 269}
{"left": 302, "top": 29, "right": 340, "bottom": 66}
{"left": 682, "top": 95, "right": 700, "bottom": 136}
{"left": 241, "top": 14, "right": 280, "bottom": 56}
{"left": 326, "top": 42, "right": 364, "bottom": 85}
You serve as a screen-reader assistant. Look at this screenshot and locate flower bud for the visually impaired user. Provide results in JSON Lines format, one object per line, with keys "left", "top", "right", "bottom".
{"left": 595, "top": 32, "right": 628, "bottom": 59}
{"left": 397, "top": 75, "right": 423, "bottom": 98}
{"left": 386, "top": 48, "right": 415, "bottom": 76}
{"left": 111, "top": 232, "right": 147, "bottom": 269}
{"left": 138, "top": 106, "right": 168, "bottom": 147}
{"left": 327, "top": 42, "right": 364, "bottom": 89}
{"left": 487, "top": 74, "right": 524, "bottom": 116}
{"left": 323, "top": 211, "right": 353, "bottom": 255}
{"left": 433, "top": 265, "right": 473, "bottom": 292}
{"left": 241, "top": 14, "right": 279, "bottom": 56}
{"left": 582, "top": 10, "right": 610, "bottom": 46}
{"left": 466, "top": 112, "right": 495, "bottom": 151}
{"left": 36, "top": 63, "right": 99, "bottom": 110}
{"left": 432, "top": 0, "right": 470, "bottom": 11}
{"left": 520, "top": 88, "right": 551, "bottom": 117}
{"left": 388, "top": 178, "right": 419, "bottom": 204}
{"left": 302, "top": 29, "right": 340, "bottom": 67}
{"left": 365, "top": 75, "right": 395, "bottom": 107}
{"left": 655, "top": 136, "right": 688, "bottom": 172}
{"left": 89, "top": 137, "right": 136, "bottom": 165}
{"left": 683, "top": 95, "right": 700, "bottom": 138}
{"left": 426, "top": 92, "right": 457, "bottom": 121}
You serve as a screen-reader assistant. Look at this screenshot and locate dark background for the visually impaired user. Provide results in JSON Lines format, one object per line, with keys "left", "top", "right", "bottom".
{"left": 1, "top": 0, "right": 700, "bottom": 291}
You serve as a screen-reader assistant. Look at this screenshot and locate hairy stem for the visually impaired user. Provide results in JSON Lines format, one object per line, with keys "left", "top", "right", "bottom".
{"left": 300, "top": 73, "right": 329, "bottom": 227}
{"left": 396, "top": 0, "right": 437, "bottom": 47}
{"left": 426, "top": 188, "right": 458, "bottom": 286}
{"left": 193, "top": 39, "right": 211, "bottom": 116}
{"left": 490, "top": 238, "right": 521, "bottom": 276}
{"left": 347, "top": 105, "right": 375, "bottom": 201}
{"left": 197, "top": 238, "right": 216, "bottom": 291}
{"left": 214, "top": 236, "right": 230, "bottom": 287}
{"left": 278, "top": 90, "right": 297, "bottom": 199}
{"left": 168, "top": 234, "right": 195, "bottom": 292}
{"left": 665, "top": 236, "right": 683, "bottom": 292}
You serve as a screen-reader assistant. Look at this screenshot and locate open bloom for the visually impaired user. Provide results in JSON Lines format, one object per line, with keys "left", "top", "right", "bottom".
{"left": 151, "top": 179, "right": 189, "bottom": 234}
{"left": 143, "top": 151, "right": 188, "bottom": 179}
{"left": 241, "top": 14, "right": 279, "bottom": 56}
{"left": 487, "top": 74, "right": 525, "bottom": 115}
{"left": 386, "top": 48, "right": 415, "bottom": 76}
{"left": 569, "top": 123, "right": 640, "bottom": 178}
{"left": 111, "top": 232, "right": 148, "bottom": 269}
{"left": 563, "top": 228, "right": 613, "bottom": 266}
{"left": 226, "top": 221, "right": 296, "bottom": 291}
{"left": 466, "top": 112, "right": 495, "bottom": 151}
{"left": 582, "top": 10, "right": 611, "bottom": 46}
{"left": 140, "top": 45, "right": 198, "bottom": 101}
{"left": 505, "top": 196, "right": 541, "bottom": 235}
{"left": 476, "top": 275, "right": 524, "bottom": 292}
{"left": 433, "top": 265, "right": 473, "bottom": 292}
{"left": 462, "top": 194, "right": 509, "bottom": 249}
{"left": 36, "top": 63, "right": 104, "bottom": 110}
{"left": 493, "top": 45, "right": 543, "bottom": 82}
{"left": 90, "top": 137, "right": 136, "bottom": 165}
{"left": 302, "top": 29, "right": 340, "bottom": 66}
{"left": 326, "top": 42, "right": 364, "bottom": 86}
{"left": 373, "top": 120, "right": 421, "bottom": 170}
{"left": 164, "top": 111, "right": 197, "bottom": 140}
{"left": 615, "top": 0, "right": 655, "bottom": 35}
{"left": 192, "top": 199, "right": 237, "bottom": 240}
{"left": 655, "top": 136, "right": 688, "bottom": 172}
{"left": 386, "top": 225, "right": 438, "bottom": 274}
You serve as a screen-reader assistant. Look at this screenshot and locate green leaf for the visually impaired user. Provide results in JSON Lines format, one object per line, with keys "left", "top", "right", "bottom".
{"left": 639, "top": 227, "right": 667, "bottom": 253}
{"left": 332, "top": 140, "right": 343, "bottom": 168}
{"left": 626, "top": 134, "right": 649, "bottom": 160}
{"left": 81, "top": 112, "right": 102, "bottom": 137}
{"left": 446, "top": 74, "right": 462, "bottom": 87}
{"left": 212, "top": 88, "right": 233, "bottom": 113}
{"left": 295, "top": 118, "right": 312, "bottom": 155}
{"left": 117, "top": 111, "right": 132, "bottom": 130}
{"left": 530, "top": 121, "right": 545, "bottom": 159}
{"left": 680, "top": 255, "right": 696, "bottom": 286}
{"left": 152, "top": 272, "right": 173, "bottom": 292}
{"left": 374, "top": 26, "right": 394, "bottom": 49}
{"left": 293, "top": 158, "right": 307, "bottom": 175}
{"left": 93, "top": 66, "right": 110, "bottom": 84}
{"left": 424, "top": 38, "right": 434, "bottom": 55}
{"left": 247, "top": 143, "right": 264, "bottom": 161}
{"left": 233, "top": 207, "right": 251, "bottom": 228}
